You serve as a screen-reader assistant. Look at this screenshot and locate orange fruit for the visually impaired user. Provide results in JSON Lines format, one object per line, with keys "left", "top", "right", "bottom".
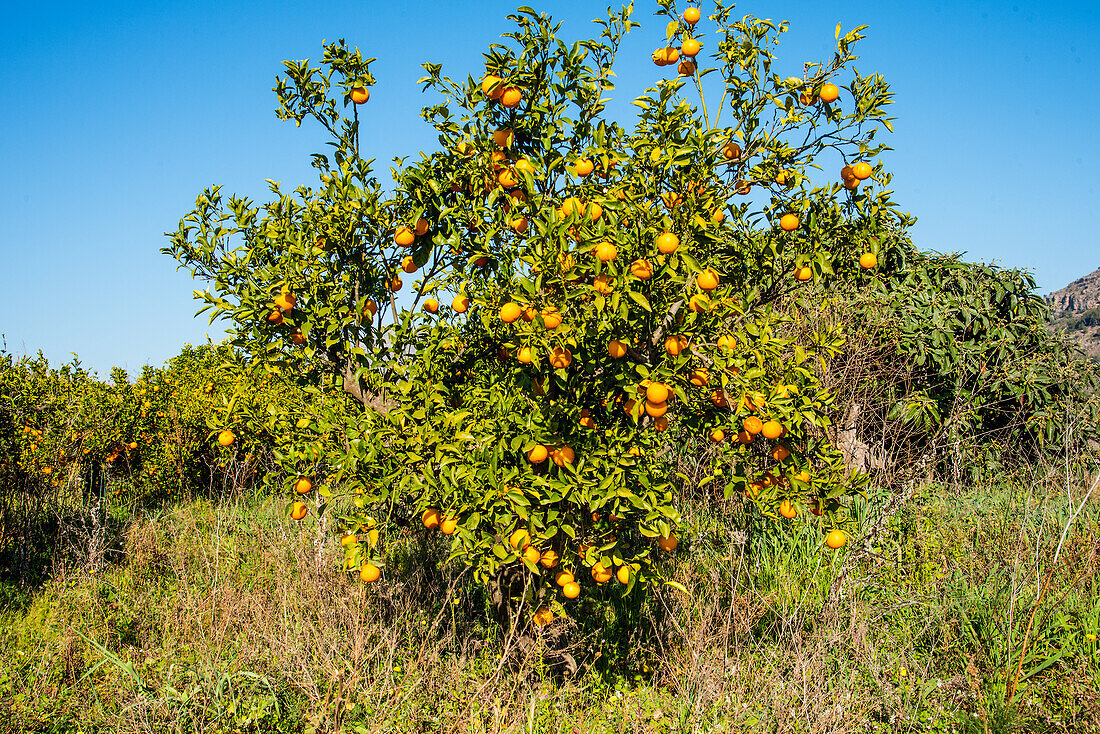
{"left": 591, "top": 563, "right": 612, "bottom": 583}
{"left": 360, "top": 563, "right": 381, "bottom": 582}
{"left": 860, "top": 252, "right": 878, "bottom": 269}
{"left": 658, "top": 534, "right": 678, "bottom": 552}
{"left": 509, "top": 528, "right": 531, "bottom": 550}
{"left": 500, "top": 87, "right": 522, "bottom": 107}
{"left": 696, "top": 269, "right": 719, "bottom": 291}
{"left": 492, "top": 128, "right": 513, "bottom": 147}
{"left": 761, "top": 420, "right": 784, "bottom": 439}
{"left": 843, "top": 177, "right": 860, "bottom": 190}
{"left": 743, "top": 416, "right": 764, "bottom": 435}
{"left": 656, "top": 232, "right": 679, "bottom": 254}
{"left": 349, "top": 86, "right": 370, "bottom": 104}
{"left": 664, "top": 335, "right": 688, "bottom": 356}
{"left": 533, "top": 606, "right": 554, "bottom": 626}
{"left": 690, "top": 368, "right": 709, "bottom": 386}
{"left": 340, "top": 533, "right": 358, "bottom": 548}
{"left": 779, "top": 213, "right": 800, "bottom": 231}
{"left": 825, "top": 529, "right": 847, "bottom": 549}
{"left": 771, "top": 445, "right": 791, "bottom": 462}
{"left": 387, "top": 275, "right": 402, "bottom": 292}
{"left": 630, "top": 259, "right": 653, "bottom": 279}
{"left": 574, "top": 158, "right": 594, "bottom": 177}
{"left": 523, "top": 545, "right": 541, "bottom": 565}
{"left": 608, "top": 339, "right": 628, "bottom": 358}
{"left": 452, "top": 295, "right": 469, "bottom": 313}
{"left": 515, "top": 158, "right": 536, "bottom": 175}
{"left": 734, "top": 179, "right": 751, "bottom": 195}
{"left": 666, "top": 47, "right": 680, "bottom": 64}
{"left": 510, "top": 217, "right": 528, "bottom": 234}
{"left": 795, "top": 266, "right": 812, "bottom": 281}
{"left": 395, "top": 226, "right": 415, "bottom": 246}
{"left": 775, "top": 170, "right": 793, "bottom": 187}
{"left": 616, "top": 566, "right": 631, "bottom": 584}
{"left": 562, "top": 581, "right": 581, "bottom": 598}
{"left": 558, "top": 197, "right": 584, "bottom": 217}
{"left": 652, "top": 47, "right": 670, "bottom": 66}
{"left": 294, "top": 476, "right": 313, "bottom": 494}
{"left": 539, "top": 308, "right": 561, "bottom": 330}
{"left": 414, "top": 217, "right": 430, "bottom": 236}
{"left": 717, "top": 334, "right": 737, "bottom": 351}
{"left": 422, "top": 508, "right": 442, "bottom": 529}
{"left": 217, "top": 429, "right": 235, "bottom": 447}
{"left": 712, "top": 209, "right": 726, "bottom": 223}
{"left": 722, "top": 142, "right": 742, "bottom": 160}
{"left": 481, "top": 74, "right": 503, "bottom": 99}
{"left": 595, "top": 241, "right": 617, "bottom": 262}
{"left": 551, "top": 445, "right": 576, "bottom": 466}
{"left": 499, "top": 302, "right": 522, "bottom": 323}
{"left": 555, "top": 570, "right": 574, "bottom": 586}
{"left": 683, "top": 6, "right": 701, "bottom": 24}
{"left": 273, "top": 291, "right": 296, "bottom": 311}
{"left": 497, "top": 168, "right": 518, "bottom": 188}
{"left": 840, "top": 164, "right": 855, "bottom": 180}
{"left": 646, "top": 383, "right": 671, "bottom": 404}
{"left": 818, "top": 83, "right": 839, "bottom": 103}
{"left": 441, "top": 518, "right": 459, "bottom": 534}
{"left": 852, "top": 161, "right": 873, "bottom": 180}
{"left": 645, "top": 401, "right": 667, "bottom": 418}
{"left": 402, "top": 255, "right": 417, "bottom": 273}
{"left": 681, "top": 38, "right": 701, "bottom": 57}
{"left": 709, "top": 428, "right": 725, "bottom": 443}
{"left": 578, "top": 409, "right": 596, "bottom": 429}
{"left": 677, "top": 59, "right": 696, "bottom": 76}
{"left": 290, "top": 502, "right": 308, "bottom": 521}
{"left": 522, "top": 306, "right": 537, "bottom": 322}
{"left": 516, "top": 346, "right": 533, "bottom": 364}
{"left": 527, "top": 444, "right": 549, "bottom": 464}
{"left": 800, "top": 90, "right": 817, "bottom": 105}
{"left": 736, "top": 430, "right": 753, "bottom": 444}
{"left": 593, "top": 274, "right": 613, "bottom": 294}
{"left": 779, "top": 500, "right": 797, "bottom": 519}
{"left": 362, "top": 300, "right": 378, "bottom": 318}
{"left": 548, "top": 347, "right": 572, "bottom": 369}
{"left": 540, "top": 549, "right": 560, "bottom": 568}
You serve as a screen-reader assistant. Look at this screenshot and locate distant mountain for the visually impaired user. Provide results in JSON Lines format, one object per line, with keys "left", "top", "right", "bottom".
{"left": 1046, "top": 266, "right": 1100, "bottom": 360}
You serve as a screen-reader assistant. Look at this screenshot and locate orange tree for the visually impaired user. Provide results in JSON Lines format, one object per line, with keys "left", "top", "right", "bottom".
{"left": 166, "top": 2, "right": 904, "bottom": 623}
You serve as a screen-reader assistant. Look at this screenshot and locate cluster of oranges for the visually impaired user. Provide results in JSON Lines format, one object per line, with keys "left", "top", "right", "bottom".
{"left": 480, "top": 74, "right": 523, "bottom": 108}
{"left": 263, "top": 289, "right": 305, "bottom": 345}
{"left": 651, "top": 7, "right": 703, "bottom": 77}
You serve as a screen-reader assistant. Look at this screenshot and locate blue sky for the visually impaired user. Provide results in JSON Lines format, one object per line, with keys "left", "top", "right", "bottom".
{"left": 1, "top": 1, "right": 1097, "bottom": 376}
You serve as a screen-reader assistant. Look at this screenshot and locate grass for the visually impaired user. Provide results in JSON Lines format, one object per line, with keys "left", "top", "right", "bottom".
{"left": 1, "top": 475, "right": 1098, "bottom": 734}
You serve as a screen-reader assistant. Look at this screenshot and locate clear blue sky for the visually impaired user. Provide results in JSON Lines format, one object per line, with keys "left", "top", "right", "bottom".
{"left": 2, "top": 1, "right": 1097, "bottom": 376}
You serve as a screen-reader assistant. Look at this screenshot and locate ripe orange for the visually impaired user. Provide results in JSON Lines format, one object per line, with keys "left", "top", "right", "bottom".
{"left": 709, "top": 428, "right": 725, "bottom": 443}
{"left": 677, "top": 59, "right": 696, "bottom": 76}
{"left": 540, "top": 549, "right": 560, "bottom": 568}
{"left": 509, "top": 528, "right": 531, "bottom": 550}
{"left": 500, "top": 87, "right": 522, "bottom": 107}
{"left": 775, "top": 170, "right": 793, "bottom": 187}
{"left": 558, "top": 197, "right": 584, "bottom": 218}
{"left": 578, "top": 409, "right": 595, "bottom": 429}
{"left": 527, "top": 444, "right": 549, "bottom": 464}
{"left": 843, "top": 177, "right": 860, "bottom": 190}
{"left": 274, "top": 291, "right": 296, "bottom": 312}
{"left": 683, "top": 6, "right": 701, "bottom": 24}
{"left": 852, "top": 161, "right": 873, "bottom": 180}
{"left": 608, "top": 339, "right": 628, "bottom": 358}
{"left": 656, "top": 232, "right": 679, "bottom": 254}
{"left": 510, "top": 217, "right": 528, "bottom": 234}
{"left": 441, "top": 517, "right": 459, "bottom": 534}
{"left": 737, "top": 430, "right": 753, "bottom": 444}
{"left": 799, "top": 90, "right": 817, "bottom": 106}
{"left": 522, "top": 306, "right": 537, "bottom": 322}
{"left": 710, "top": 390, "right": 729, "bottom": 408}
{"left": 481, "top": 74, "right": 503, "bottom": 99}
{"left": 795, "top": 470, "right": 811, "bottom": 484}
{"left": 523, "top": 545, "right": 541, "bottom": 565}
{"left": 340, "top": 533, "right": 358, "bottom": 548}
{"left": 294, "top": 476, "right": 313, "bottom": 494}
{"left": 402, "top": 255, "right": 417, "bottom": 274}
{"left": 350, "top": 86, "right": 370, "bottom": 104}
{"left": 630, "top": 259, "right": 653, "bottom": 279}
{"left": 533, "top": 606, "right": 554, "bottom": 626}
{"left": 616, "top": 566, "right": 631, "bottom": 584}
{"left": 574, "top": 158, "right": 594, "bottom": 177}
{"left": 818, "top": 83, "right": 839, "bottom": 103}
{"left": 825, "top": 529, "right": 847, "bottom": 549}
{"left": 497, "top": 168, "right": 518, "bottom": 188}
{"left": 389, "top": 276, "right": 402, "bottom": 292}
{"left": 717, "top": 334, "right": 737, "bottom": 351}
{"left": 593, "top": 274, "right": 614, "bottom": 294}
{"left": 516, "top": 346, "right": 533, "bottom": 364}
{"left": 712, "top": 209, "right": 726, "bottom": 223}
{"left": 645, "top": 401, "right": 668, "bottom": 418}
{"left": 681, "top": 38, "right": 701, "bottom": 57}
{"left": 548, "top": 347, "right": 572, "bottom": 369}
{"left": 666, "top": 47, "right": 680, "bottom": 64}
{"left": 771, "top": 445, "right": 791, "bottom": 461}
{"left": 689, "top": 368, "right": 709, "bottom": 386}
{"left": 743, "top": 416, "right": 764, "bottom": 435}
{"left": 395, "top": 226, "right": 415, "bottom": 246}
{"left": 652, "top": 47, "right": 670, "bottom": 66}
{"left": 492, "top": 128, "right": 513, "bottom": 147}
{"left": 595, "top": 241, "right": 617, "bottom": 262}
{"left": 779, "top": 500, "right": 797, "bottom": 519}
{"left": 722, "top": 142, "right": 742, "bottom": 160}
{"left": 414, "top": 217, "right": 430, "bottom": 236}
{"left": 860, "top": 252, "right": 878, "bottom": 269}
{"left": 422, "top": 508, "right": 442, "bottom": 529}
{"left": 538, "top": 307, "right": 561, "bottom": 330}
{"left": 217, "top": 429, "right": 235, "bottom": 447}
{"left": 761, "top": 420, "right": 784, "bottom": 439}
{"left": 551, "top": 445, "right": 576, "bottom": 466}
{"left": 515, "top": 158, "right": 536, "bottom": 175}
{"left": 362, "top": 299, "right": 378, "bottom": 318}
{"left": 360, "top": 563, "right": 381, "bottom": 582}
{"left": 696, "top": 269, "right": 719, "bottom": 291}
{"left": 562, "top": 581, "right": 581, "bottom": 598}
{"left": 452, "top": 295, "right": 469, "bottom": 313}
{"left": 658, "top": 534, "right": 678, "bottom": 552}
{"left": 555, "top": 569, "right": 574, "bottom": 587}
{"left": 665, "top": 335, "right": 688, "bottom": 356}
{"left": 500, "top": 302, "right": 522, "bottom": 323}
{"left": 779, "top": 213, "right": 800, "bottom": 232}
{"left": 734, "top": 179, "right": 752, "bottom": 195}
{"left": 290, "top": 502, "right": 308, "bottom": 521}
{"left": 591, "top": 563, "right": 613, "bottom": 583}
{"left": 795, "top": 266, "right": 812, "bottom": 281}
{"left": 646, "top": 383, "right": 671, "bottom": 404}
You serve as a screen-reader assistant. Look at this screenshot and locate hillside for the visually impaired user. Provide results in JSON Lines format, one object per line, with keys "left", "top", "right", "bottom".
{"left": 1047, "top": 265, "right": 1100, "bottom": 359}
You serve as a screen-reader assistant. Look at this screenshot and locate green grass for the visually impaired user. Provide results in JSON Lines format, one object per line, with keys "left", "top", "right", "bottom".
{"left": 1, "top": 477, "right": 1098, "bottom": 734}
